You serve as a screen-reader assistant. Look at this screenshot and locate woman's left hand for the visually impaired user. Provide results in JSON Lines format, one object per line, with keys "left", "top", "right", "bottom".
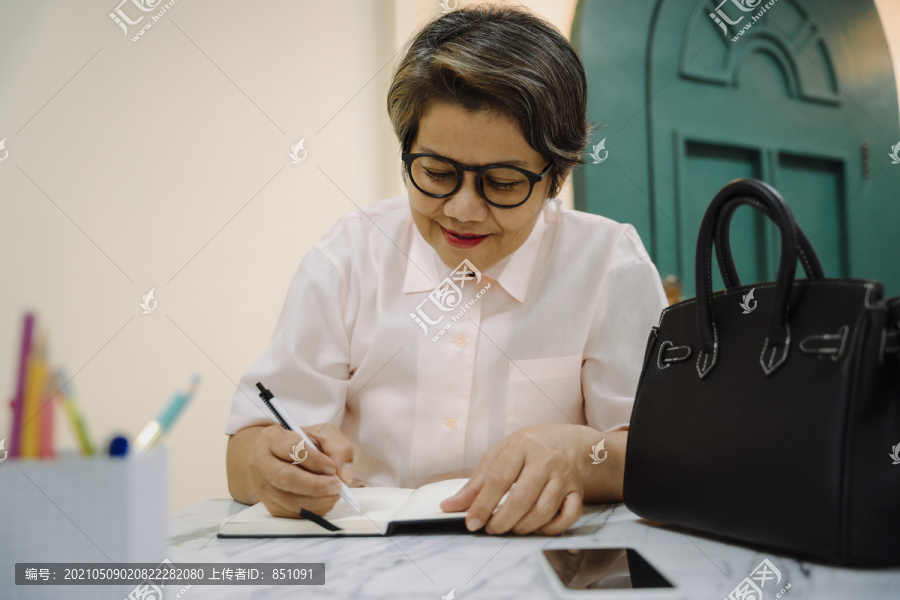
{"left": 440, "top": 423, "right": 624, "bottom": 535}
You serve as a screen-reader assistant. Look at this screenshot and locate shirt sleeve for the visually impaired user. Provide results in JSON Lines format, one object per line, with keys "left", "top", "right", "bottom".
{"left": 582, "top": 245, "right": 667, "bottom": 433}
{"left": 224, "top": 246, "right": 352, "bottom": 435}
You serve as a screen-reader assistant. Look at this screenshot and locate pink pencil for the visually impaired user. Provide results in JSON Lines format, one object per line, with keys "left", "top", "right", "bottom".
{"left": 9, "top": 313, "right": 35, "bottom": 458}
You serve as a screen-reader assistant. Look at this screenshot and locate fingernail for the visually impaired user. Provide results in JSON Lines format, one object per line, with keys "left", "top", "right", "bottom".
{"left": 323, "top": 464, "right": 336, "bottom": 476}
{"left": 466, "top": 517, "right": 482, "bottom": 532}
{"left": 342, "top": 462, "right": 353, "bottom": 482}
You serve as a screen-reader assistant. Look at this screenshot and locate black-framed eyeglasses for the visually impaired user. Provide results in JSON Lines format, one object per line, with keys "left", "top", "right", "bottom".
{"left": 401, "top": 153, "right": 552, "bottom": 209}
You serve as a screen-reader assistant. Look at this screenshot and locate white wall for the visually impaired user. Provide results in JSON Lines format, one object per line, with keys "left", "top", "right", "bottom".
{"left": 0, "top": 0, "right": 897, "bottom": 513}
{"left": 0, "top": 0, "right": 400, "bottom": 512}
{"left": 875, "top": 0, "right": 900, "bottom": 113}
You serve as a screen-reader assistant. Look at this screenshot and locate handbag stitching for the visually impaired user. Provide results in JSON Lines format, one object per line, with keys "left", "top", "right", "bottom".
{"left": 657, "top": 341, "right": 692, "bottom": 369}
{"left": 715, "top": 210, "right": 728, "bottom": 287}
{"left": 863, "top": 283, "right": 878, "bottom": 309}
{"left": 657, "top": 340, "right": 672, "bottom": 369}
{"left": 665, "top": 345, "right": 692, "bottom": 361}
{"left": 658, "top": 280, "right": 881, "bottom": 329}
{"left": 697, "top": 215, "right": 721, "bottom": 379}
{"left": 696, "top": 323, "right": 718, "bottom": 379}
{"left": 799, "top": 325, "right": 849, "bottom": 362}
{"left": 760, "top": 321, "right": 791, "bottom": 375}
{"left": 701, "top": 221, "right": 716, "bottom": 372}
{"left": 657, "top": 281, "right": 881, "bottom": 378}
{"left": 781, "top": 205, "right": 799, "bottom": 376}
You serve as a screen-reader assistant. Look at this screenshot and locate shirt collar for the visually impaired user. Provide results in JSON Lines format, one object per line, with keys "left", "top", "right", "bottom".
{"left": 402, "top": 198, "right": 556, "bottom": 304}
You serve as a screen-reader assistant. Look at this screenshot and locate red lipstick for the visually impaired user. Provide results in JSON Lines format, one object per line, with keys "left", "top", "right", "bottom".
{"left": 442, "top": 226, "right": 488, "bottom": 249}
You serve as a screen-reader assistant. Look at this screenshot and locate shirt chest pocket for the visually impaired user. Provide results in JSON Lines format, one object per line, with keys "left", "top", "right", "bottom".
{"left": 504, "top": 354, "right": 585, "bottom": 436}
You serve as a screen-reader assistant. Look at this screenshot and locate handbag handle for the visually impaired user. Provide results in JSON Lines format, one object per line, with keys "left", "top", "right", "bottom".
{"left": 713, "top": 196, "right": 825, "bottom": 288}
{"left": 695, "top": 179, "right": 803, "bottom": 378}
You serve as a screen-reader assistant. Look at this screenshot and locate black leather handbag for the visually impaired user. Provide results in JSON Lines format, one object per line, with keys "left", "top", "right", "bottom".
{"left": 623, "top": 178, "right": 900, "bottom": 564}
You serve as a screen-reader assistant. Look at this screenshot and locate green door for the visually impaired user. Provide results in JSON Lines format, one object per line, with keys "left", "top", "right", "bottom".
{"left": 573, "top": 0, "right": 900, "bottom": 297}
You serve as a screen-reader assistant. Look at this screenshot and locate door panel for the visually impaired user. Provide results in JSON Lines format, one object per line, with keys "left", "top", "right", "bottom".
{"left": 773, "top": 153, "right": 847, "bottom": 278}
{"left": 680, "top": 140, "right": 762, "bottom": 293}
{"left": 678, "top": 141, "right": 848, "bottom": 294}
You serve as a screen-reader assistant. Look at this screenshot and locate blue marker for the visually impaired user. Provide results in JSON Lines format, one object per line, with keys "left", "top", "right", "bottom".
{"left": 134, "top": 375, "right": 200, "bottom": 452}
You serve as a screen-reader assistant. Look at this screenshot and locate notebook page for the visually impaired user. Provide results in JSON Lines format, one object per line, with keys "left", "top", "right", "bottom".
{"left": 391, "top": 478, "right": 469, "bottom": 522}
{"left": 219, "top": 487, "right": 416, "bottom": 536}
{"left": 328, "top": 486, "right": 415, "bottom": 523}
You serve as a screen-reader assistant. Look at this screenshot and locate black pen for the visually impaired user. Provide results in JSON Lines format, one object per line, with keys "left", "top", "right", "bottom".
{"left": 256, "top": 382, "right": 363, "bottom": 515}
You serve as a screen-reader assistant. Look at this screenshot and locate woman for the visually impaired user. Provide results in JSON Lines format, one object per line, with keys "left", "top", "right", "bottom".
{"left": 225, "top": 5, "right": 666, "bottom": 536}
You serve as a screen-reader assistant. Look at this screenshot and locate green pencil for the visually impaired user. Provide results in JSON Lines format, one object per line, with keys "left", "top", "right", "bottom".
{"left": 56, "top": 370, "right": 95, "bottom": 456}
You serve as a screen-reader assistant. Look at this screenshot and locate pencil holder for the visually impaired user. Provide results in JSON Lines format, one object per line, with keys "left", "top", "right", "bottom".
{"left": 0, "top": 448, "right": 167, "bottom": 598}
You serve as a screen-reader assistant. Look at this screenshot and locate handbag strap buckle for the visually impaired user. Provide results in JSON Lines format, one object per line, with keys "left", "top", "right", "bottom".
{"left": 799, "top": 325, "right": 849, "bottom": 362}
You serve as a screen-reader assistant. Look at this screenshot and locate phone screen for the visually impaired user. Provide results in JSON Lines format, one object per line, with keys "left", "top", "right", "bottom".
{"left": 542, "top": 548, "right": 675, "bottom": 590}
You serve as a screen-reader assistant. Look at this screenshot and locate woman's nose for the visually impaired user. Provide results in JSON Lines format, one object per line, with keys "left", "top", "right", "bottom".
{"left": 443, "top": 173, "right": 488, "bottom": 222}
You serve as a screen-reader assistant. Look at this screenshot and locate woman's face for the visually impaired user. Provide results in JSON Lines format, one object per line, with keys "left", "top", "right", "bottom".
{"left": 408, "top": 101, "right": 552, "bottom": 271}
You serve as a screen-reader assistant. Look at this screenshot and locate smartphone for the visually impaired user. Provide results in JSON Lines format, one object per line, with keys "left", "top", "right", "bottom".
{"left": 539, "top": 547, "right": 681, "bottom": 598}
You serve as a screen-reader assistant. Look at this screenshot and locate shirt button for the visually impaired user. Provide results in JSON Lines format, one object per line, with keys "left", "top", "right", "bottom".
{"left": 453, "top": 335, "right": 466, "bottom": 347}
{"left": 445, "top": 418, "right": 457, "bottom": 430}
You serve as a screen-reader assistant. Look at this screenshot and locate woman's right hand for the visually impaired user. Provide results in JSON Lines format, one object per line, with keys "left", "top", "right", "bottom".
{"left": 243, "top": 423, "right": 355, "bottom": 518}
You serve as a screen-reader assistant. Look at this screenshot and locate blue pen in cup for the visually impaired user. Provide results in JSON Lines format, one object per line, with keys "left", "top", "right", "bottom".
{"left": 134, "top": 375, "right": 200, "bottom": 452}
{"left": 108, "top": 435, "right": 129, "bottom": 457}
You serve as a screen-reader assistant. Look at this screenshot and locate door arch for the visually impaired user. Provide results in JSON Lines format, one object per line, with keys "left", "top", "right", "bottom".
{"left": 573, "top": 0, "right": 900, "bottom": 296}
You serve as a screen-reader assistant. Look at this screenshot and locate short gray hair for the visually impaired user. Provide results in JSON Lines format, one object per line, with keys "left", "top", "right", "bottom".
{"left": 387, "top": 4, "right": 592, "bottom": 199}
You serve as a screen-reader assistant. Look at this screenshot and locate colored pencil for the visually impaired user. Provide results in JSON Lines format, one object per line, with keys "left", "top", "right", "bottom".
{"left": 38, "top": 369, "right": 56, "bottom": 458}
{"left": 56, "top": 370, "right": 95, "bottom": 456}
{"left": 20, "top": 332, "right": 47, "bottom": 458}
{"left": 9, "top": 313, "right": 35, "bottom": 458}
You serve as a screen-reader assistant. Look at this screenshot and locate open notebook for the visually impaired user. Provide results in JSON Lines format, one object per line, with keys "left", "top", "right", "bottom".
{"left": 218, "top": 478, "right": 470, "bottom": 537}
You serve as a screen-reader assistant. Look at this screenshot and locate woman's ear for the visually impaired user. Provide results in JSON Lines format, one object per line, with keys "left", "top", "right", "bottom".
{"left": 552, "top": 168, "right": 571, "bottom": 199}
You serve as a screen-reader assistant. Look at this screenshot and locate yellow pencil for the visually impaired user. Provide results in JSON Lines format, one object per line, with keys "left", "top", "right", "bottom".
{"left": 20, "top": 331, "right": 48, "bottom": 458}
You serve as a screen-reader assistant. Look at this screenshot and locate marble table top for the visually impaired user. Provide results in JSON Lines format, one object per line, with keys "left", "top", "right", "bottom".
{"left": 163, "top": 499, "right": 900, "bottom": 600}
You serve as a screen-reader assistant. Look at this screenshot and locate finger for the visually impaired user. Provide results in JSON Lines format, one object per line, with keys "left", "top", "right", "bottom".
{"left": 309, "top": 424, "right": 356, "bottom": 484}
{"left": 440, "top": 444, "right": 503, "bottom": 512}
{"left": 508, "top": 476, "right": 572, "bottom": 535}
{"left": 265, "top": 455, "right": 348, "bottom": 499}
{"left": 260, "top": 487, "right": 340, "bottom": 518}
{"left": 439, "top": 470, "right": 485, "bottom": 513}
{"left": 464, "top": 452, "right": 526, "bottom": 532}
{"left": 533, "top": 489, "right": 583, "bottom": 536}
{"left": 267, "top": 426, "right": 338, "bottom": 476}
{"left": 482, "top": 465, "right": 546, "bottom": 535}
{"left": 260, "top": 494, "right": 296, "bottom": 518}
